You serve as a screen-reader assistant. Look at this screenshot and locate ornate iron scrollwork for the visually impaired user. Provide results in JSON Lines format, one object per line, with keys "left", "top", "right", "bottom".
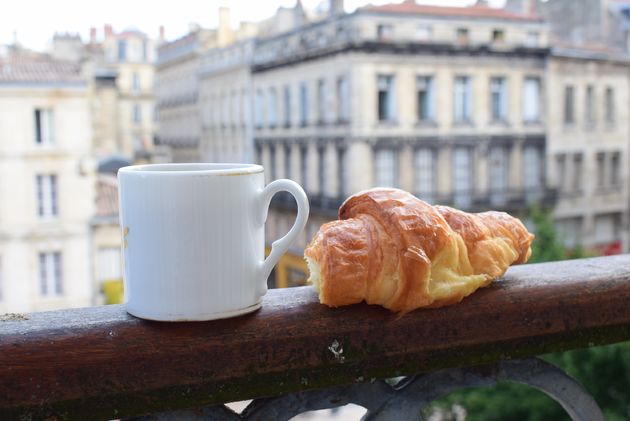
{"left": 128, "top": 358, "right": 603, "bottom": 421}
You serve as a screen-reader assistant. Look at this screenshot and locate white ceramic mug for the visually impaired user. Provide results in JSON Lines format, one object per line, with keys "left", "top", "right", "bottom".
{"left": 117, "top": 163, "right": 309, "bottom": 321}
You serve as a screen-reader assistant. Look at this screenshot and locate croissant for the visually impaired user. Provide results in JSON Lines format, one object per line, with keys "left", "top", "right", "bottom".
{"left": 304, "top": 188, "right": 534, "bottom": 313}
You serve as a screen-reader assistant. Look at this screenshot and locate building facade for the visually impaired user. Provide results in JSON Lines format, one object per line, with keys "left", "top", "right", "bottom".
{"left": 159, "top": 1, "right": 630, "bottom": 286}
{"left": 548, "top": 49, "right": 629, "bottom": 252}
{"left": 0, "top": 54, "right": 96, "bottom": 312}
{"left": 251, "top": 3, "right": 557, "bottom": 285}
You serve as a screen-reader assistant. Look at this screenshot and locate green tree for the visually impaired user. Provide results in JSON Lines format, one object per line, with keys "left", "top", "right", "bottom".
{"left": 425, "top": 208, "right": 630, "bottom": 420}
{"left": 528, "top": 206, "right": 565, "bottom": 263}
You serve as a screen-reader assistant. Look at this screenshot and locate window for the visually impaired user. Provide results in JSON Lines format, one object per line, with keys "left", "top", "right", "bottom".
{"left": 414, "top": 148, "right": 436, "bottom": 203}
{"left": 132, "top": 72, "right": 140, "bottom": 94}
{"left": 523, "top": 77, "right": 541, "bottom": 123}
{"left": 416, "top": 25, "right": 432, "bottom": 41}
{"left": 456, "top": 28, "right": 469, "bottom": 43}
{"left": 132, "top": 104, "right": 141, "bottom": 123}
{"left": 34, "top": 109, "right": 54, "bottom": 145}
{"left": 490, "top": 77, "right": 508, "bottom": 122}
{"left": 526, "top": 31, "right": 539, "bottom": 47}
{"left": 611, "top": 152, "right": 620, "bottom": 187}
{"left": 338, "top": 147, "right": 347, "bottom": 197}
{"left": 489, "top": 147, "right": 508, "bottom": 205}
{"left": 605, "top": 87, "right": 615, "bottom": 125}
{"left": 377, "top": 75, "right": 396, "bottom": 122}
{"left": 556, "top": 154, "right": 566, "bottom": 192}
{"left": 117, "top": 40, "right": 127, "bottom": 61}
{"left": 572, "top": 153, "right": 583, "bottom": 193}
{"left": 416, "top": 76, "right": 435, "bottom": 122}
{"left": 564, "top": 85, "right": 575, "bottom": 124}
{"left": 375, "top": 149, "right": 397, "bottom": 187}
{"left": 268, "top": 88, "right": 278, "bottom": 128}
{"left": 523, "top": 146, "right": 542, "bottom": 190}
{"left": 36, "top": 174, "right": 58, "bottom": 218}
{"left": 377, "top": 24, "right": 393, "bottom": 40}
{"left": 97, "top": 248, "right": 122, "bottom": 282}
{"left": 300, "top": 146, "right": 308, "bottom": 191}
{"left": 585, "top": 85, "right": 595, "bottom": 126}
{"left": 557, "top": 217, "right": 582, "bottom": 248}
{"left": 596, "top": 152, "right": 605, "bottom": 189}
{"left": 39, "top": 252, "right": 62, "bottom": 296}
{"left": 283, "top": 85, "right": 291, "bottom": 127}
{"left": 255, "top": 89, "right": 264, "bottom": 128}
{"left": 492, "top": 29, "right": 505, "bottom": 43}
{"left": 454, "top": 76, "right": 472, "bottom": 123}
{"left": 299, "top": 82, "right": 308, "bottom": 126}
{"left": 317, "top": 79, "right": 326, "bottom": 124}
{"left": 142, "top": 40, "right": 148, "bottom": 62}
{"left": 453, "top": 147, "right": 473, "bottom": 208}
{"left": 337, "top": 76, "right": 349, "bottom": 122}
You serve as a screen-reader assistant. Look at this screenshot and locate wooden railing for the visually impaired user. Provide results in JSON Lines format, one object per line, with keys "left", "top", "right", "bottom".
{"left": 1, "top": 255, "right": 630, "bottom": 420}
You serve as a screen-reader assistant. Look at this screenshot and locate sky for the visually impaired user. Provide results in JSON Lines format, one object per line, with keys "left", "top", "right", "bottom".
{"left": 1, "top": 0, "right": 506, "bottom": 52}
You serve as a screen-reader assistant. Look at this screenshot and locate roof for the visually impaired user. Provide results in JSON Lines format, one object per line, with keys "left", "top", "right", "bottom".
{"left": 361, "top": 2, "right": 543, "bottom": 22}
{"left": 95, "top": 175, "right": 119, "bottom": 218}
{"left": 0, "top": 53, "right": 84, "bottom": 84}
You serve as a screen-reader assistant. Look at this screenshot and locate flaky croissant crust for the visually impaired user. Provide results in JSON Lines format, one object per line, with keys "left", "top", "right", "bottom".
{"left": 304, "top": 188, "right": 534, "bottom": 313}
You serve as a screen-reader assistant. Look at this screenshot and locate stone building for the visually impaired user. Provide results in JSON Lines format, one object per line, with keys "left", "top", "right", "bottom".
{"left": 158, "top": 0, "right": 630, "bottom": 286}
{"left": 156, "top": 8, "right": 258, "bottom": 163}
{"left": 0, "top": 53, "right": 96, "bottom": 312}
{"left": 251, "top": 2, "right": 555, "bottom": 286}
{"left": 547, "top": 48, "right": 629, "bottom": 253}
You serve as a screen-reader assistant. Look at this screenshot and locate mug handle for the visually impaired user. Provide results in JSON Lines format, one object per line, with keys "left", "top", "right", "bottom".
{"left": 258, "top": 179, "right": 309, "bottom": 296}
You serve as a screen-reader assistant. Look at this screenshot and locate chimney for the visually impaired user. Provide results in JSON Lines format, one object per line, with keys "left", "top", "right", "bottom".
{"left": 218, "top": 7, "right": 233, "bottom": 46}
{"left": 528, "top": 0, "right": 537, "bottom": 16}
{"left": 330, "top": 0, "right": 344, "bottom": 15}
{"left": 90, "top": 27, "right": 97, "bottom": 44}
{"left": 159, "top": 25, "right": 165, "bottom": 42}
{"left": 104, "top": 24, "right": 113, "bottom": 37}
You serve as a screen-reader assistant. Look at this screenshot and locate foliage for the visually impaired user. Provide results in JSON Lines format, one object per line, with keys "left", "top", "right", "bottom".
{"left": 424, "top": 208, "right": 630, "bottom": 420}
{"left": 528, "top": 206, "right": 567, "bottom": 263}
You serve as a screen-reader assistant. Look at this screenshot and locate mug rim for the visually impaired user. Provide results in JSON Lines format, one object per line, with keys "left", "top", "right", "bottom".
{"left": 118, "top": 163, "right": 264, "bottom": 176}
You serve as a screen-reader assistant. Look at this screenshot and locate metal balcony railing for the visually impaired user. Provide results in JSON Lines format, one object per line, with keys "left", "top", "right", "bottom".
{"left": 1, "top": 255, "right": 629, "bottom": 420}
{"left": 272, "top": 187, "right": 557, "bottom": 216}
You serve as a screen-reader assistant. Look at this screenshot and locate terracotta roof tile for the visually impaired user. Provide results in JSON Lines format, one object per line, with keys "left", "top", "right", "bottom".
{"left": 96, "top": 175, "right": 119, "bottom": 218}
{"left": 0, "top": 53, "right": 83, "bottom": 84}
{"left": 362, "top": 2, "right": 542, "bottom": 22}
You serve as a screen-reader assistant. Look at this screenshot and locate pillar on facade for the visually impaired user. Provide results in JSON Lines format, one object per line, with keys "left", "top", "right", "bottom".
{"left": 399, "top": 143, "right": 414, "bottom": 193}
{"left": 324, "top": 143, "right": 339, "bottom": 198}
{"left": 437, "top": 145, "right": 452, "bottom": 198}
{"left": 261, "top": 143, "right": 271, "bottom": 184}
{"left": 347, "top": 141, "right": 373, "bottom": 194}
{"left": 307, "top": 142, "right": 320, "bottom": 195}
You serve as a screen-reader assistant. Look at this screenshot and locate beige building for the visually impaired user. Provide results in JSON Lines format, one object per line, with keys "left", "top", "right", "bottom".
{"left": 160, "top": 1, "right": 630, "bottom": 286}
{"left": 99, "top": 25, "right": 158, "bottom": 160}
{"left": 251, "top": 2, "right": 555, "bottom": 285}
{"left": 548, "top": 49, "right": 629, "bottom": 252}
{"left": 0, "top": 53, "right": 96, "bottom": 312}
{"left": 157, "top": 8, "right": 258, "bottom": 163}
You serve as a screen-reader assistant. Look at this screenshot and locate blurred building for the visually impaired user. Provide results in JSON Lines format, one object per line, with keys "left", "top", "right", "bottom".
{"left": 156, "top": 8, "right": 258, "bottom": 163}
{"left": 547, "top": 47, "right": 629, "bottom": 254}
{"left": 254, "top": 1, "right": 556, "bottom": 286}
{"left": 0, "top": 52, "right": 96, "bottom": 312}
{"left": 156, "top": 0, "right": 630, "bottom": 287}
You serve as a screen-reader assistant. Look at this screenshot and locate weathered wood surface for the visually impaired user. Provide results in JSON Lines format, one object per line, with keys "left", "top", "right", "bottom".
{"left": 1, "top": 255, "right": 630, "bottom": 420}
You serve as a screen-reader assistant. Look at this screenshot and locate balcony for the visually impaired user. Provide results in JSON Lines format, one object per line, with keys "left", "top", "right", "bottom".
{"left": 0, "top": 255, "right": 629, "bottom": 420}
{"left": 272, "top": 188, "right": 557, "bottom": 216}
